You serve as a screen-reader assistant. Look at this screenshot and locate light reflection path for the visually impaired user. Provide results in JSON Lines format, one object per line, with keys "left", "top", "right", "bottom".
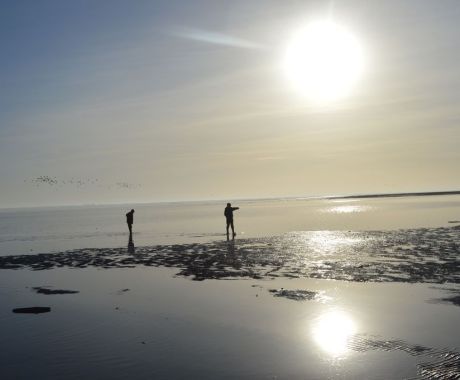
{"left": 324, "top": 205, "right": 372, "bottom": 214}
{"left": 312, "top": 310, "right": 357, "bottom": 357}
{"left": 307, "top": 230, "right": 363, "bottom": 253}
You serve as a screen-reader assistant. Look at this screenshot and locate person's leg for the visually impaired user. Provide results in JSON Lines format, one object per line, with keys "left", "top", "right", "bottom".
{"left": 128, "top": 223, "right": 132, "bottom": 234}
{"left": 230, "top": 220, "right": 235, "bottom": 236}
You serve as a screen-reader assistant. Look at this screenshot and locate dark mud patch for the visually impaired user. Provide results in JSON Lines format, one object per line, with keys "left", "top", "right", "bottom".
{"left": 439, "top": 294, "right": 460, "bottom": 307}
{"left": 1, "top": 226, "right": 459, "bottom": 283}
{"left": 269, "top": 288, "right": 320, "bottom": 301}
{"left": 32, "top": 287, "right": 79, "bottom": 295}
{"left": 12, "top": 307, "right": 51, "bottom": 314}
{"left": 429, "top": 287, "right": 460, "bottom": 307}
{"left": 349, "top": 334, "right": 460, "bottom": 379}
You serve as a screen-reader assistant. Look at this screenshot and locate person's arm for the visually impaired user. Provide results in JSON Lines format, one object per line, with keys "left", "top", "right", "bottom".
{"left": 232, "top": 207, "right": 239, "bottom": 211}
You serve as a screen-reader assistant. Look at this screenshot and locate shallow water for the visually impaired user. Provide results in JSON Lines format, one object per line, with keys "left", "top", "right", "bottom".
{"left": 1, "top": 268, "right": 459, "bottom": 379}
{"left": 1, "top": 194, "right": 460, "bottom": 256}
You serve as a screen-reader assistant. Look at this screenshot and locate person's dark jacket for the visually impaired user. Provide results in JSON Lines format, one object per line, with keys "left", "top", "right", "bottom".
{"left": 224, "top": 206, "right": 239, "bottom": 220}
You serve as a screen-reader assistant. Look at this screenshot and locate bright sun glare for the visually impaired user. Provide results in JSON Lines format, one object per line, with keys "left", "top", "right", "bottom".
{"left": 312, "top": 310, "right": 357, "bottom": 356}
{"left": 284, "top": 20, "right": 365, "bottom": 102}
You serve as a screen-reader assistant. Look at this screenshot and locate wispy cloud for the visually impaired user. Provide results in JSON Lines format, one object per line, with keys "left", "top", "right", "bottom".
{"left": 169, "top": 26, "right": 267, "bottom": 50}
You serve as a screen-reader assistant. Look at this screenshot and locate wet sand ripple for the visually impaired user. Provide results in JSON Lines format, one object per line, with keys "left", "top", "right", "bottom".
{"left": 349, "top": 334, "right": 460, "bottom": 379}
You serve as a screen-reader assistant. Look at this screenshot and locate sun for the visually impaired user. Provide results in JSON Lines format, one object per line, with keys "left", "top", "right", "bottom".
{"left": 284, "top": 20, "right": 365, "bottom": 102}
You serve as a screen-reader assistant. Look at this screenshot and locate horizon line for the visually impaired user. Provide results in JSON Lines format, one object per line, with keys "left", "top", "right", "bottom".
{"left": 1, "top": 190, "right": 460, "bottom": 211}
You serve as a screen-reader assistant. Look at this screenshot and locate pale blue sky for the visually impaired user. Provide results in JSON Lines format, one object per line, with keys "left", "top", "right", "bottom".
{"left": 1, "top": 1, "right": 459, "bottom": 207}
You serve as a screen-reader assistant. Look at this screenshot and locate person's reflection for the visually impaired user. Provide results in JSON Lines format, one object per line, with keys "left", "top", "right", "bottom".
{"left": 225, "top": 239, "right": 242, "bottom": 271}
{"left": 128, "top": 234, "right": 135, "bottom": 254}
{"left": 226, "top": 239, "right": 235, "bottom": 255}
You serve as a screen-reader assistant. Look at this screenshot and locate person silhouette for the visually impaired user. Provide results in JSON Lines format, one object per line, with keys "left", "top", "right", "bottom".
{"left": 126, "top": 209, "right": 135, "bottom": 236}
{"left": 224, "top": 203, "right": 239, "bottom": 239}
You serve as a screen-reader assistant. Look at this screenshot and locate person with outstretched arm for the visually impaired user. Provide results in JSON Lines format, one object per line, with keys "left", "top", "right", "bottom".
{"left": 224, "top": 203, "right": 239, "bottom": 239}
{"left": 126, "top": 209, "right": 135, "bottom": 235}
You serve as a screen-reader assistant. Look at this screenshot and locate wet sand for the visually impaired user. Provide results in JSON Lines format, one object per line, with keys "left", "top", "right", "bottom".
{"left": 2, "top": 226, "right": 459, "bottom": 284}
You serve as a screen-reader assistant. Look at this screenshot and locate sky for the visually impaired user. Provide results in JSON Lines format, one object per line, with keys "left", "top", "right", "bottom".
{"left": 1, "top": 0, "right": 459, "bottom": 207}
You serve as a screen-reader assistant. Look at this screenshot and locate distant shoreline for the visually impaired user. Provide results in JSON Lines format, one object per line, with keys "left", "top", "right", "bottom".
{"left": 1, "top": 190, "right": 460, "bottom": 211}
{"left": 324, "top": 190, "right": 460, "bottom": 201}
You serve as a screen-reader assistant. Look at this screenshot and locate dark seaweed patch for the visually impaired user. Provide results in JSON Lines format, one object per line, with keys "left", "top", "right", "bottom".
{"left": 269, "top": 288, "right": 319, "bottom": 301}
{"left": 32, "top": 287, "right": 79, "bottom": 295}
{"left": 13, "top": 307, "right": 51, "bottom": 314}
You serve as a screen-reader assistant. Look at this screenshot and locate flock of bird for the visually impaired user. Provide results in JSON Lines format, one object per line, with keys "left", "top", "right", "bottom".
{"left": 27, "top": 176, "right": 141, "bottom": 190}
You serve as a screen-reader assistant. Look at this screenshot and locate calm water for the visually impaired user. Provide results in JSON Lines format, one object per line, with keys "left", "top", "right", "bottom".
{"left": 1, "top": 195, "right": 460, "bottom": 256}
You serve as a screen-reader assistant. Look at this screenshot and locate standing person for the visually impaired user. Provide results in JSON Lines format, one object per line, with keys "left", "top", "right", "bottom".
{"left": 126, "top": 209, "right": 135, "bottom": 235}
{"left": 224, "top": 203, "right": 239, "bottom": 239}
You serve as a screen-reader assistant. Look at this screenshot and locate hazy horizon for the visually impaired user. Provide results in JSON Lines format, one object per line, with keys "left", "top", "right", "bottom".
{"left": 1, "top": 1, "right": 460, "bottom": 208}
{"left": 1, "top": 189, "right": 459, "bottom": 211}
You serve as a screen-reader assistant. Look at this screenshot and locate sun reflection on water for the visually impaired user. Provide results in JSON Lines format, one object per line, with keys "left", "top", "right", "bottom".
{"left": 308, "top": 231, "right": 362, "bottom": 252}
{"left": 325, "top": 205, "right": 370, "bottom": 214}
{"left": 312, "top": 310, "right": 356, "bottom": 357}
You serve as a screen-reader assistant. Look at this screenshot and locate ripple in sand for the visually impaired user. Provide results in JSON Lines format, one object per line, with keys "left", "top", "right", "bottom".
{"left": 348, "top": 334, "right": 460, "bottom": 379}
